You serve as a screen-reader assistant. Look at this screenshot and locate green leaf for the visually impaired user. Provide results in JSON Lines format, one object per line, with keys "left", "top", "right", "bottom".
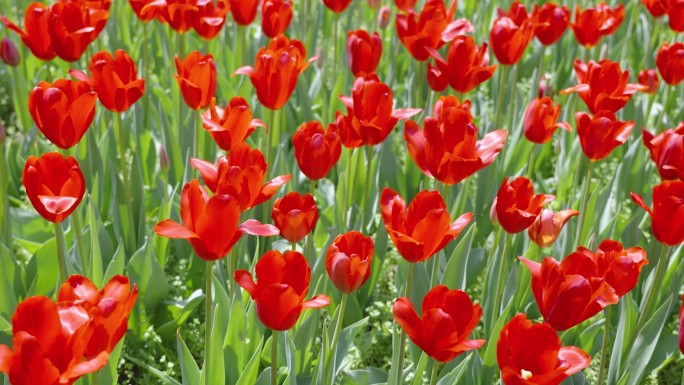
{"left": 236, "top": 336, "right": 264, "bottom": 385}
{"left": 177, "top": 330, "right": 201, "bottom": 385}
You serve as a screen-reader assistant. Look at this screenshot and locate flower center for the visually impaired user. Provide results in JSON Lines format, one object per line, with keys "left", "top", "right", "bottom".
{"left": 520, "top": 369, "right": 533, "bottom": 380}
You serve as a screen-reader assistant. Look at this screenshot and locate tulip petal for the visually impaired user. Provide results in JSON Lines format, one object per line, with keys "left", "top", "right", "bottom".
{"left": 392, "top": 297, "right": 423, "bottom": 344}
{"left": 302, "top": 294, "right": 331, "bottom": 309}
{"left": 68, "top": 69, "right": 94, "bottom": 86}
{"left": 234, "top": 270, "right": 257, "bottom": 296}
{"left": 393, "top": 108, "right": 422, "bottom": 120}
{"left": 630, "top": 192, "right": 653, "bottom": 216}
{"left": 38, "top": 195, "right": 78, "bottom": 215}
{"left": 0, "top": 344, "right": 12, "bottom": 373}
{"left": 441, "top": 18, "right": 474, "bottom": 42}
{"left": 232, "top": 65, "right": 255, "bottom": 77}
{"left": 154, "top": 219, "right": 199, "bottom": 239}
{"left": 60, "top": 351, "right": 110, "bottom": 382}
{"left": 253, "top": 174, "right": 292, "bottom": 207}
{"left": 240, "top": 219, "right": 280, "bottom": 236}
{"left": 558, "top": 346, "right": 591, "bottom": 375}
{"left": 58, "top": 275, "right": 99, "bottom": 303}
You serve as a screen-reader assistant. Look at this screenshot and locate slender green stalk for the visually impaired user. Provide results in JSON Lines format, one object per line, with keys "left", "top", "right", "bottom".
{"left": 536, "top": 45, "right": 546, "bottom": 91}
{"left": 505, "top": 65, "right": 519, "bottom": 126}
{"left": 491, "top": 232, "right": 512, "bottom": 329}
{"left": 115, "top": 112, "right": 137, "bottom": 252}
{"left": 271, "top": 331, "right": 279, "bottom": 385}
{"left": 204, "top": 262, "right": 213, "bottom": 385}
{"left": 574, "top": 161, "right": 594, "bottom": 248}
{"left": 92, "top": 373, "right": 98, "bottom": 385}
{"left": 307, "top": 181, "right": 316, "bottom": 263}
{"left": 516, "top": 243, "right": 539, "bottom": 311}
{"left": 526, "top": 145, "right": 536, "bottom": 180}
{"left": 332, "top": 14, "right": 339, "bottom": 84}
{"left": 361, "top": 145, "right": 374, "bottom": 230}
{"left": 71, "top": 213, "right": 87, "bottom": 275}
{"left": 395, "top": 262, "right": 415, "bottom": 385}
{"left": 325, "top": 293, "right": 349, "bottom": 383}
{"left": 55, "top": 222, "right": 68, "bottom": 283}
{"left": 143, "top": 21, "right": 151, "bottom": 130}
{"left": 656, "top": 86, "right": 675, "bottom": 133}
{"left": 481, "top": 227, "right": 503, "bottom": 305}
{"left": 634, "top": 245, "right": 670, "bottom": 335}
{"left": 429, "top": 362, "right": 440, "bottom": 385}
{"left": 195, "top": 112, "right": 202, "bottom": 158}
{"left": 643, "top": 92, "right": 657, "bottom": 126}
{"left": 45, "top": 62, "right": 52, "bottom": 82}
{"left": 493, "top": 65, "right": 508, "bottom": 130}
{"left": 596, "top": 305, "right": 612, "bottom": 385}
{"left": 0, "top": 141, "right": 9, "bottom": 244}
{"left": 343, "top": 149, "right": 353, "bottom": 228}
{"left": 429, "top": 251, "right": 440, "bottom": 288}
{"left": 267, "top": 108, "right": 278, "bottom": 174}
{"left": 291, "top": 242, "right": 297, "bottom": 252}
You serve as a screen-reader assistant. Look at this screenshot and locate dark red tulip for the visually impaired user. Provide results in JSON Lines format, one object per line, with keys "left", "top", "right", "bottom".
{"left": 48, "top": 2, "right": 101, "bottom": 62}
{"left": 643, "top": 123, "right": 684, "bottom": 180}
{"left": 292, "top": 121, "right": 342, "bottom": 180}
{"left": 575, "top": 111, "right": 634, "bottom": 161}
{"left": 656, "top": 42, "right": 684, "bottom": 86}
{"left": 638, "top": 68, "right": 660, "bottom": 94}
{"left": 1, "top": 3, "right": 56, "bottom": 61}
{"left": 393, "top": 285, "right": 485, "bottom": 362}
{"left": 669, "top": 0, "right": 684, "bottom": 31}
{"left": 394, "top": 0, "right": 416, "bottom": 12}
{"left": 490, "top": 1, "right": 537, "bottom": 65}
{"left": 494, "top": 176, "right": 555, "bottom": 234}
{"left": 175, "top": 51, "right": 216, "bottom": 110}
{"left": 498, "top": 314, "right": 591, "bottom": 384}
{"left": 426, "top": 61, "right": 448, "bottom": 92}
{"left": 523, "top": 97, "right": 571, "bottom": 144}
{"left": 235, "top": 250, "right": 330, "bottom": 330}
{"left": 642, "top": 0, "right": 670, "bottom": 17}
{"left": 154, "top": 179, "right": 278, "bottom": 261}
{"left": 28, "top": 79, "right": 97, "bottom": 149}
{"left": 141, "top": 0, "right": 199, "bottom": 33}
{"left": 271, "top": 192, "right": 318, "bottom": 243}
{"left": 347, "top": 29, "right": 382, "bottom": 76}
{"left": 323, "top": 0, "right": 352, "bottom": 13}
{"left": 520, "top": 240, "right": 647, "bottom": 330}
{"left": 194, "top": 0, "right": 229, "bottom": 39}
{"left": 533, "top": 3, "right": 570, "bottom": 46}
{"left": 428, "top": 35, "right": 497, "bottom": 93}
{"left": 0, "top": 37, "right": 20, "bottom": 66}
{"left": 261, "top": 0, "right": 292, "bottom": 38}
{"left": 201, "top": 97, "right": 264, "bottom": 152}
{"left": 527, "top": 209, "right": 580, "bottom": 247}
{"left": 405, "top": 95, "right": 507, "bottom": 184}
{"left": 631, "top": 181, "right": 684, "bottom": 246}
{"left": 378, "top": 6, "right": 391, "bottom": 29}
{"left": 229, "top": 0, "right": 258, "bottom": 25}
{"left": 326, "top": 231, "right": 374, "bottom": 294}
{"left": 380, "top": 187, "right": 472, "bottom": 263}
{"left": 570, "top": 3, "right": 624, "bottom": 48}
{"left": 22, "top": 153, "right": 86, "bottom": 223}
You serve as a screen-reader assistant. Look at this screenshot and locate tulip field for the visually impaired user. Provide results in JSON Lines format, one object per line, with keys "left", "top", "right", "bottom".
{"left": 1, "top": 0, "right": 684, "bottom": 384}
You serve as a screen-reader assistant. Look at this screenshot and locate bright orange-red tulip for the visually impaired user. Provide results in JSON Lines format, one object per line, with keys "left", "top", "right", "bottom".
{"left": 1, "top": 3, "right": 55, "bottom": 61}
{"left": 656, "top": 42, "right": 684, "bottom": 86}
{"left": 201, "top": 97, "right": 264, "bottom": 152}
{"left": 527, "top": 209, "right": 580, "bottom": 247}
{"left": 643, "top": 123, "right": 684, "bottom": 180}
{"left": 22, "top": 153, "right": 86, "bottom": 223}
{"left": 292, "top": 121, "right": 342, "bottom": 180}
{"left": 523, "top": 97, "right": 571, "bottom": 144}
{"left": 141, "top": 0, "right": 199, "bottom": 33}
{"left": 494, "top": 176, "right": 554, "bottom": 234}
{"left": 154, "top": 179, "right": 278, "bottom": 261}
{"left": 426, "top": 61, "right": 448, "bottom": 92}
{"left": 229, "top": 0, "right": 258, "bottom": 25}
{"left": 347, "top": 29, "right": 382, "bottom": 76}
{"left": 638, "top": 68, "right": 660, "bottom": 94}
{"left": 234, "top": 36, "right": 314, "bottom": 110}
{"left": 380, "top": 188, "right": 472, "bottom": 263}
{"left": 405, "top": 96, "right": 507, "bottom": 184}
{"left": 129, "top": 0, "right": 159, "bottom": 21}
{"left": 490, "top": 1, "right": 537, "bottom": 65}
{"left": 498, "top": 314, "right": 591, "bottom": 384}
{"left": 48, "top": 2, "right": 101, "bottom": 62}
{"left": 575, "top": 111, "right": 634, "bottom": 161}
{"left": 323, "top": 0, "right": 352, "bottom": 13}
{"left": 394, "top": 0, "right": 416, "bottom": 12}
{"left": 631, "top": 181, "right": 684, "bottom": 246}
{"left": 669, "top": 0, "right": 684, "bottom": 31}
{"left": 271, "top": 192, "right": 318, "bottom": 243}
{"left": 194, "top": 0, "right": 229, "bottom": 39}
{"left": 326, "top": 231, "right": 374, "bottom": 294}
{"left": 175, "top": 51, "right": 216, "bottom": 110}
{"left": 393, "top": 285, "right": 485, "bottom": 362}
{"left": 235, "top": 250, "right": 330, "bottom": 330}
{"left": 427, "top": 35, "right": 497, "bottom": 93}
{"left": 261, "top": 0, "right": 292, "bottom": 38}
{"left": 28, "top": 79, "right": 97, "bottom": 149}
{"left": 642, "top": 0, "right": 670, "bottom": 17}
{"left": 570, "top": 3, "right": 624, "bottom": 48}
{"left": 533, "top": 3, "right": 570, "bottom": 45}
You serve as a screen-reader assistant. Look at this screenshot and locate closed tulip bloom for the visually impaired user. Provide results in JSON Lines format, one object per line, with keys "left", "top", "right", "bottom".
{"left": 426, "top": 61, "right": 448, "bottom": 92}
{"left": 235, "top": 250, "right": 330, "bottom": 330}
{"left": 229, "top": 0, "right": 258, "bottom": 25}
{"left": 1, "top": 3, "right": 56, "bottom": 61}
{"left": 527, "top": 209, "right": 580, "bottom": 247}
{"left": 234, "top": 36, "right": 314, "bottom": 110}
{"left": 523, "top": 97, "right": 571, "bottom": 144}
{"left": 271, "top": 192, "right": 318, "bottom": 243}
{"left": 643, "top": 123, "right": 684, "bottom": 180}
{"left": 498, "top": 314, "right": 591, "bottom": 384}
{"left": 393, "top": 285, "right": 485, "bottom": 362}
{"left": 575, "top": 111, "right": 634, "bottom": 161}
{"left": 495, "top": 177, "right": 555, "bottom": 234}
{"left": 201, "top": 97, "right": 264, "bottom": 152}
{"left": 405, "top": 96, "right": 507, "bottom": 185}
{"left": 394, "top": 0, "right": 416, "bottom": 12}
{"left": 520, "top": 240, "right": 647, "bottom": 330}
{"left": 323, "top": 0, "right": 352, "bottom": 13}
{"left": 22, "top": 153, "right": 86, "bottom": 223}
{"left": 58, "top": 275, "right": 138, "bottom": 356}
{"left": 570, "top": 3, "right": 624, "bottom": 48}
{"left": 642, "top": 0, "right": 670, "bottom": 17}
{"left": 638, "top": 68, "right": 660, "bottom": 94}
{"left": 380, "top": 188, "right": 473, "bottom": 263}
{"left": 175, "top": 51, "right": 216, "bottom": 110}
{"left": 47, "top": 2, "right": 99, "bottom": 62}
{"left": 0, "top": 296, "right": 111, "bottom": 385}
{"left": 326, "top": 231, "right": 374, "bottom": 293}
{"left": 292, "top": 121, "right": 342, "bottom": 180}
{"left": 378, "top": 6, "right": 391, "bottom": 29}
{"left": 656, "top": 42, "right": 684, "bottom": 86}
{"left": 190, "top": 144, "right": 291, "bottom": 210}
{"left": 428, "top": 35, "right": 497, "bottom": 93}
{"left": 194, "top": 0, "right": 229, "bottom": 39}
{"left": 0, "top": 37, "right": 20, "bottom": 66}
{"left": 261, "top": 0, "right": 292, "bottom": 38}
{"left": 28, "top": 79, "right": 97, "bottom": 149}
{"left": 631, "top": 181, "right": 684, "bottom": 246}
{"left": 490, "top": 2, "right": 537, "bottom": 65}
{"left": 533, "top": 3, "right": 570, "bottom": 46}
{"left": 141, "top": 0, "right": 199, "bottom": 33}
{"left": 669, "top": 0, "right": 684, "bottom": 31}
{"left": 347, "top": 29, "right": 383, "bottom": 76}
{"left": 154, "top": 179, "right": 278, "bottom": 261}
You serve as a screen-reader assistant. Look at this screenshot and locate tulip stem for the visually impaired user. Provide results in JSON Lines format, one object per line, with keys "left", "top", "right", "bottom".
{"left": 343, "top": 148, "right": 355, "bottom": 229}
{"left": 491, "top": 232, "right": 511, "bottom": 329}
{"left": 574, "top": 161, "right": 594, "bottom": 248}
{"left": 526, "top": 145, "right": 536, "bottom": 180}
{"left": 395, "top": 262, "right": 415, "bottom": 385}
{"left": 325, "top": 293, "right": 348, "bottom": 383}
{"left": 633, "top": 245, "right": 670, "bottom": 341}
{"left": 71, "top": 212, "right": 88, "bottom": 275}
{"left": 267, "top": 108, "right": 278, "bottom": 173}
{"left": 361, "top": 145, "right": 373, "bottom": 231}
{"left": 204, "top": 261, "right": 213, "bottom": 385}
{"left": 429, "top": 362, "right": 440, "bottom": 385}
{"left": 597, "top": 305, "right": 612, "bottom": 385}
{"left": 55, "top": 222, "right": 68, "bottom": 283}
{"left": 0, "top": 141, "right": 9, "bottom": 244}
{"left": 656, "top": 86, "right": 675, "bottom": 133}
{"left": 271, "top": 331, "right": 279, "bottom": 385}
{"left": 115, "top": 112, "right": 137, "bottom": 253}
{"left": 332, "top": 14, "right": 339, "bottom": 84}
{"left": 307, "top": 182, "right": 316, "bottom": 263}
{"left": 291, "top": 242, "right": 297, "bottom": 251}
{"left": 493, "top": 65, "right": 508, "bottom": 130}
{"left": 536, "top": 45, "right": 546, "bottom": 92}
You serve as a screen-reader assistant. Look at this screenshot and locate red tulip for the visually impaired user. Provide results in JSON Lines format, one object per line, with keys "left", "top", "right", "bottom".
{"left": 323, "top": 0, "right": 352, "bottom": 13}
{"left": 201, "top": 97, "right": 264, "bottom": 152}
{"left": 669, "top": 0, "right": 684, "bottom": 31}
{"left": 520, "top": 240, "right": 647, "bottom": 330}
{"left": 0, "top": 37, "right": 20, "bottom": 66}
{"left": 527, "top": 209, "right": 580, "bottom": 247}
{"left": 337, "top": 74, "right": 420, "bottom": 147}
{"left": 378, "top": 6, "right": 391, "bottom": 29}
{"left": 271, "top": 192, "right": 318, "bottom": 243}
{"left": 643, "top": 123, "right": 684, "bottom": 180}
{"left": 1, "top": 3, "right": 56, "bottom": 61}
{"left": 229, "top": 0, "right": 258, "bottom": 25}
{"left": 679, "top": 294, "right": 684, "bottom": 354}
{"left": 70, "top": 49, "right": 145, "bottom": 112}
{"left": 642, "top": 0, "right": 670, "bottom": 17}
{"left": 490, "top": 1, "right": 537, "bottom": 65}
{"left": 498, "top": 314, "right": 591, "bottom": 384}
{"left": 380, "top": 187, "right": 472, "bottom": 263}
{"left": 234, "top": 36, "right": 314, "bottom": 110}
{"left": 0, "top": 296, "right": 111, "bottom": 385}
{"left": 261, "top": 0, "right": 292, "bottom": 38}
{"left": 631, "top": 181, "right": 684, "bottom": 246}
{"left": 393, "top": 285, "right": 485, "bottom": 362}
{"left": 28, "top": 79, "right": 97, "bottom": 149}
{"left": 426, "top": 61, "right": 448, "bottom": 92}
{"left": 494, "top": 176, "right": 554, "bottom": 234}
{"left": 175, "top": 51, "right": 216, "bottom": 110}
{"left": 570, "top": 3, "right": 624, "bottom": 48}
{"left": 427, "top": 35, "right": 497, "bottom": 93}
{"left": 154, "top": 179, "right": 278, "bottom": 261}
{"left": 129, "top": 0, "right": 159, "bottom": 21}
{"left": 638, "top": 68, "right": 660, "bottom": 94}
{"left": 347, "top": 29, "right": 383, "bottom": 76}
{"left": 190, "top": 144, "right": 291, "bottom": 210}
{"left": 292, "top": 121, "right": 342, "bottom": 180}
{"left": 533, "top": 3, "right": 570, "bottom": 46}
{"left": 47, "top": 2, "right": 100, "bottom": 62}
{"left": 523, "top": 97, "right": 571, "bottom": 144}
{"left": 22, "top": 153, "right": 86, "bottom": 223}
{"left": 394, "top": 0, "right": 416, "bottom": 12}
{"left": 141, "top": 0, "right": 199, "bottom": 33}
{"left": 575, "top": 111, "right": 634, "bottom": 161}
{"left": 405, "top": 95, "right": 507, "bottom": 185}
{"left": 326, "top": 231, "right": 374, "bottom": 293}
{"left": 235, "top": 250, "right": 330, "bottom": 330}
{"left": 58, "top": 275, "right": 138, "bottom": 356}
{"left": 194, "top": 0, "right": 229, "bottom": 39}
{"left": 656, "top": 42, "right": 684, "bottom": 86}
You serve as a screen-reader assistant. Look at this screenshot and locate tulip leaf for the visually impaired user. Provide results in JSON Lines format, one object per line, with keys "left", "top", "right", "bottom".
{"left": 436, "top": 353, "right": 471, "bottom": 385}
{"left": 176, "top": 330, "right": 200, "bottom": 385}
{"left": 482, "top": 300, "right": 514, "bottom": 382}
{"left": 441, "top": 226, "right": 475, "bottom": 290}
{"left": 124, "top": 354, "right": 182, "bottom": 385}
{"left": 236, "top": 336, "right": 264, "bottom": 385}
{"left": 341, "top": 367, "right": 388, "bottom": 385}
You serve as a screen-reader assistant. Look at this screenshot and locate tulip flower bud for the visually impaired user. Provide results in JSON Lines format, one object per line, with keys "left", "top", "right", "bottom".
{"left": 0, "top": 121, "right": 5, "bottom": 144}
{"left": 159, "top": 144, "right": 170, "bottom": 170}
{"left": 0, "top": 37, "right": 20, "bottom": 67}
{"left": 378, "top": 6, "right": 390, "bottom": 29}
{"left": 537, "top": 75, "right": 552, "bottom": 98}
